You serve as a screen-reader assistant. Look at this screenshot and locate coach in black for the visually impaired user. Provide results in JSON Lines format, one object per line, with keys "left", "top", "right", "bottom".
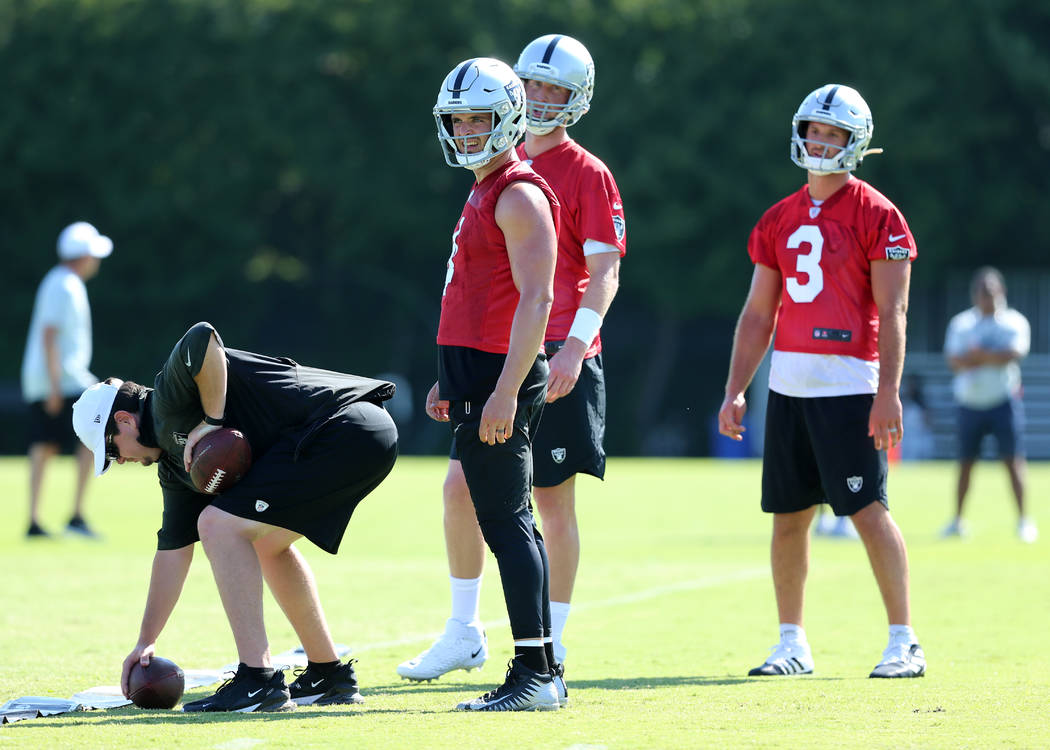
{"left": 72, "top": 322, "right": 398, "bottom": 713}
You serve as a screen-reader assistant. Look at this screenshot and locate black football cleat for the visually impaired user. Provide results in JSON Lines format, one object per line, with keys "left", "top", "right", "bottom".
{"left": 289, "top": 659, "right": 364, "bottom": 706}
{"left": 183, "top": 665, "right": 295, "bottom": 713}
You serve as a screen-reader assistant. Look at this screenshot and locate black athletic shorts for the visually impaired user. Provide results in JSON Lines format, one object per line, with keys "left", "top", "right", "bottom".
{"left": 450, "top": 364, "right": 547, "bottom": 524}
{"left": 532, "top": 343, "right": 606, "bottom": 487}
{"left": 211, "top": 400, "right": 398, "bottom": 554}
{"left": 26, "top": 396, "right": 81, "bottom": 452}
{"left": 761, "top": 390, "right": 888, "bottom": 516}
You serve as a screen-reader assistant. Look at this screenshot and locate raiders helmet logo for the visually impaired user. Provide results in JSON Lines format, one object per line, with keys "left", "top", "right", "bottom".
{"left": 846, "top": 476, "right": 863, "bottom": 493}
{"left": 551, "top": 448, "right": 566, "bottom": 464}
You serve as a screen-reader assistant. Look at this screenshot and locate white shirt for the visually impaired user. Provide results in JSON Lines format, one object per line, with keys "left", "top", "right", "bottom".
{"left": 21, "top": 265, "right": 96, "bottom": 402}
{"left": 769, "top": 351, "right": 879, "bottom": 398}
{"left": 944, "top": 306, "right": 1029, "bottom": 409}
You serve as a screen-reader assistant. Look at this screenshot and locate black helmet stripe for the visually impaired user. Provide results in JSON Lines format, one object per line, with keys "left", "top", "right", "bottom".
{"left": 820, "top": 86, "right": 839, "bottom": 110}
{"left": 542, "top": 35, "right": 563, "bottom": 63}
{"left": 451, "top": 58, "right": 476, "bottom": 92}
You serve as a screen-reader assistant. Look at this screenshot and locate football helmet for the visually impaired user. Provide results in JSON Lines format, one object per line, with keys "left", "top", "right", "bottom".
{"left": 434, "top": 58, "right": 526, "bottom": 169}
{"left": 514, "top": 34, "right": 594, "bottom": 135}
{"left": 790, "top": 84, "right": 880, "bottom": 174}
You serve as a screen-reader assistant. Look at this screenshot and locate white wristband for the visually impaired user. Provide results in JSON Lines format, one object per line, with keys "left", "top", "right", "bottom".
{"left": 567, "top": 307, "right": 603, "bottom": 346}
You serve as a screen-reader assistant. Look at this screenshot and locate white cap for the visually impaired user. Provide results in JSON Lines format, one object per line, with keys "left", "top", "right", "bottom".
{"left": 72, "top": 382, "right": 120, "bottom": 476}
{"left": 58, "top": 222, "right": 113, "bottom": 261}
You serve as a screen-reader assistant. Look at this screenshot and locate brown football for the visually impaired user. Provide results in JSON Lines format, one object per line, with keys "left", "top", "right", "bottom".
{"left": 190, "top": 428, "right": 252, "bottom": 494}
{"left": 128, "top": 656, "right": 185, "bottom": 709}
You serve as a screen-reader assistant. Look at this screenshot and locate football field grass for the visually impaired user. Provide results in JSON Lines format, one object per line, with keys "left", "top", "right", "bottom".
{"left": 1, "top": 455, "right": 1047, "bottom": 749}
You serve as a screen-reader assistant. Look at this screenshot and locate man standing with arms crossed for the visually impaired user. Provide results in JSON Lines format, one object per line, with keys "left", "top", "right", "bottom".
{"left": 718, "top": 84, "right": 926, "bottom": 678}
{"left": 399, "top": 36, "right": 624, "bottom": 702}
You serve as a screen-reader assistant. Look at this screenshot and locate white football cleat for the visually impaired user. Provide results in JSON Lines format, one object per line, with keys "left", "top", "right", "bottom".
{"left": 870, "top": 642, "right": 925, "bottom": 678}
{"left": 396, "top": 619, "right": 488, "bottom": 681}
{"left": 748, "top": 640, "right": 814, "bottom": 676}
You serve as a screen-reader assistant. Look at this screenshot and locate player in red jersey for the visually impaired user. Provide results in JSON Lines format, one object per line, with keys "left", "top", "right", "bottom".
{"left": 718, "top": 84, "right": 926, "bottom": 679}
{"left": 427, "top": 57, "right": 560, "bottom": 711}
{"left": 398, "top": 37, "right": 623, "bottom": 703}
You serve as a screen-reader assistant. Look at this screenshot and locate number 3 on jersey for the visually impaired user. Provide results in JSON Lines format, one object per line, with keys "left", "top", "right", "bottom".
{"left": 785, "top": 224, "right": 824, "bottom": 303}
{"left": 443, "top": 217, "right": 465, "bottom": 297}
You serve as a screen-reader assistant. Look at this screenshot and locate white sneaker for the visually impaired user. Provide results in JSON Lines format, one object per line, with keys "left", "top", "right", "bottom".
{"left": 940, "top": 518, "right": 968, "bottom": 538}
{"left": 748, "top": 641, "right": 814, "bottom": 676}
{"left": 1018, "top": 518, "right": 1039, "bottom": 544}
{"left": 396, "top": 619, "right": 488, "bottom": 681}
{"left": 870, "top": 642, "right": 925, "bottom": 678}
{"left": 830, "top": 516, "right": 860, "bottom": 539}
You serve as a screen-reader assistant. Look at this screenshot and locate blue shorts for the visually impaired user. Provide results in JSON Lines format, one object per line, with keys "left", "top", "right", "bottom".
{"left": 957, "top": 397, "right": 1025, "bottom": 460}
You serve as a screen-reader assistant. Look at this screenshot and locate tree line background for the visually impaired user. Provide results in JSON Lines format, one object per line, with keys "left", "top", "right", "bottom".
{"left": 2, "top": 0, "right": 1048, "bottom": 456}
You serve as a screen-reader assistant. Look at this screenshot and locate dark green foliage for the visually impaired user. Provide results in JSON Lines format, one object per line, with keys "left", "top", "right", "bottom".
{"left": 2, "top": 0, "right": 1048, "bottom": 454}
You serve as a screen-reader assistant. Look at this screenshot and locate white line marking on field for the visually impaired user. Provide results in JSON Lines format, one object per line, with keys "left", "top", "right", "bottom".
{"left": 353, "top": 567, "right": 768, "bottom": 652}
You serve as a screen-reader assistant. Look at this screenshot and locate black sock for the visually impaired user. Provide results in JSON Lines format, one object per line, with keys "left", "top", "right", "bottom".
{"left": 544, "top": 641, "right": 556, "bottom": 669}
{"left": 308, "top": 660, "right": 341, "bottom": 676}
{"left": 514, "top": 646, "right": 548, "bottom": 675}
{"left": 238, "top": 663, "right": 275, "bottom": 681}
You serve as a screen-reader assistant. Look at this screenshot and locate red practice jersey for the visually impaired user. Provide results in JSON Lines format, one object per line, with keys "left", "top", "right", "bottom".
{"left": 437, "top": 157, "right": 560, "bottom": 354}
{"left": 518, "top": 140, "right": 626, "bottom": 357}
{"left": 748, "top": 177, "right": 916, "bottom": 363}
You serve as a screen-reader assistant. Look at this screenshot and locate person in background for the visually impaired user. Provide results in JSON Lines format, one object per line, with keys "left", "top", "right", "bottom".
{"left": 21, "top": 222, "right": 113, "bottom": 538}
{"left": 942, "top": 267, "right": 1035, "bottom": 543}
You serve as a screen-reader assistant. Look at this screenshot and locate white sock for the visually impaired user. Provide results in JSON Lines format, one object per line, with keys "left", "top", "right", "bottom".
{"left": 888, "top": 624, "right": 916, "bottom": 645}
{"left": 779, "top": 623, "right": 807, "bottom": 644}
{"left": 449, "top": 575, "right": 482, "bottom": 626}
{"left": 550, "top": 601, "right": 571, "bottom": 662}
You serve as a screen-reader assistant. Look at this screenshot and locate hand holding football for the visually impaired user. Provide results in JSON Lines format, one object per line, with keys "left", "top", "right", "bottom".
{"left": 128, "top": 656, "right": 185, "bottom": 709}
{"left": 190, "top": 428, "right": 252, "bottom": 494}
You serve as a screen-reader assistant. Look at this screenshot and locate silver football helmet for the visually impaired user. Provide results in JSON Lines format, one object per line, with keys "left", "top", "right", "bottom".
{"left": 514, "top": 34, "right": 594, "bottom": 135}
{"left": 434, "top": 57, "right": 526, "bottom": 169}
{"left": 790, "top": 84, "right": 880, "bottom": 174}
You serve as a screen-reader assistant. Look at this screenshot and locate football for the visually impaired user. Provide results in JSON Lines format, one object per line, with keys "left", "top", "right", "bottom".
{"left": 128, "top": 656, "right": 185, "bottom": 709}
{"left": 190, "top": 428, "right": 252, "bottom": 495}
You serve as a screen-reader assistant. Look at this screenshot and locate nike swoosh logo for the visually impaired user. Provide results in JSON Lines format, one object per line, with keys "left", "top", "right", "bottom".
{"left": 471, "top": 647, "right": 483, "bottom": 658}
{"left": 247, "top": 689, "right": 263, "bottom": 697}
{"left": 310, "top": 679, "right": 324, "bottom": 688}
{"left": 887, "top": 233, "right": 906, "bottom": 242}
{"left": 185, "top": 350, "right": 192, "bottom": 368}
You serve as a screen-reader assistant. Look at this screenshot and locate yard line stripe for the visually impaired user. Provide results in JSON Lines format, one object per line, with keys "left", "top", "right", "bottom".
{"left": 352, "top": 566, "right": 768, "bottom": 653}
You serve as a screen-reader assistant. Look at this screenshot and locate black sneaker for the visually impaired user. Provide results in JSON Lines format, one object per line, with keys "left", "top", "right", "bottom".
{"left": 551, "top": 662, "right": 568, "bottom": 707}
{"left": 183, "top": 666, "right": 296, "bottom": 713}
{"left": 65, "top": 516, "right": 100, "bottom": 539}
{"left": 288, "top": 659, "right": 364, "bottom": 706}
{"left": 455, "top": 659, "right": 559, "bottom": 712}
{"left": 26, "top": 522, "right": 50, "bottom": 538}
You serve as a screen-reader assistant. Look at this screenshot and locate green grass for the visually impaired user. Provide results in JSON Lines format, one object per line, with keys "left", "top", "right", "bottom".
{"left": 1, "top": 456, "right": 1047, "bottom": 749}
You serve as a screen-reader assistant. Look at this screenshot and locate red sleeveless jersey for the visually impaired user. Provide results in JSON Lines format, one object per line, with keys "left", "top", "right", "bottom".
{"left": 437, "top": 157, "right": 561, "bottom": 354}
{"left": 748, "top": 177, "right": 916, "bottom": 362}
{"left": 517, "top": 140, "right": 626, "bottom": 357}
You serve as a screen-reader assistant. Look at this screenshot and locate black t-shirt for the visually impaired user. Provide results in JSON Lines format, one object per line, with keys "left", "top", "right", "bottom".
{"left": 150, "top": 322, "right": 394, "bottom": 549}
